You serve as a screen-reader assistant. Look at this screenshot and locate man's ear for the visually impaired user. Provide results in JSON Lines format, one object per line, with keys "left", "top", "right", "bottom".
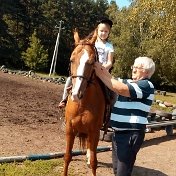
{"left": 144, "top": 69, "right": 150, "bottom": 78}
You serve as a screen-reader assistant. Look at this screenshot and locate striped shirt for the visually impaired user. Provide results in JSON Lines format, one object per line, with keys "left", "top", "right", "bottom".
{"left": 110, "top": 78, "right": 155, "bottom": 130}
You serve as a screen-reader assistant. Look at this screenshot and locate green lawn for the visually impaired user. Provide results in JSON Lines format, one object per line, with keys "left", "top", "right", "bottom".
{"left": 152, "top": 92, "right": 176, "bottom": 112}
{"left": 0, "top": 159, "right": 75, "bottom": 176}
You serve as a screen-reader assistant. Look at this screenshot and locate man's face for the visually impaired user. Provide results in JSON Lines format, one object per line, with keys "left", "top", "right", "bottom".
{"left": 131, "top": 64, "right": 148, "bottom": 81}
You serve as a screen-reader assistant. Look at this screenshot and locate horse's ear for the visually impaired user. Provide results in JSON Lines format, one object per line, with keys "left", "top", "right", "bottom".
{"left": 89, "top": 28, "right": 98, "bottom": 44}
{"left": 73, "top": 28, "right": 80, "bottom": 44}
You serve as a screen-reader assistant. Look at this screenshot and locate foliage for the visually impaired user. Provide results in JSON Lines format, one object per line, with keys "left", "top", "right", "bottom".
{"left": 0, "top": 14, "right": 19, "bottom": 67}
{"left": 0, "top": 0, "right": 109, "bottom": 74}
{"left": 107, "top": 0, "right": 176, "bottom": 91}
{"left": 0, "top": 0, "right": 176, "bottom": 90}
{"left": 21, "top": 30, "right": 48, "bottom": 71}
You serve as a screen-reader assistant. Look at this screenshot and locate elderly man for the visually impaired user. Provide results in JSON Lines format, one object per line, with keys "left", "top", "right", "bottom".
{"left": 94, "top": 57, "right": 155, "bottom": 176}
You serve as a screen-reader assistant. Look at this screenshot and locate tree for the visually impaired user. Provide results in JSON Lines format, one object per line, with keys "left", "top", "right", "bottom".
{"left": 41, "top": 0, "right": 109, "bottom": 75}
{"left": 0, "top": 0, "right": 21, "bottom": 67}
{"left": 21, "top": 30, "right": 48, "bottom": 71}
{"left": 106, "top": 2, "right": 139, "bottom": 78}
{"left": 107, "top": 0, "right": 176, "bottom": 90}
{"left": 128, "top": 0, "right": 176, "bottom": 89}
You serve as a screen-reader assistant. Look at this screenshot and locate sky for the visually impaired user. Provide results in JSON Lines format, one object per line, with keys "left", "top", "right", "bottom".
{"left": 109, "top": 0, "right": 131, "bottom": 8}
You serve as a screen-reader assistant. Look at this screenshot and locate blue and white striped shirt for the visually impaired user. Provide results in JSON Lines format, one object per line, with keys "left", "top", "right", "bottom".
{"left": 110, "top": 78, "right": 154, "bottom": 130}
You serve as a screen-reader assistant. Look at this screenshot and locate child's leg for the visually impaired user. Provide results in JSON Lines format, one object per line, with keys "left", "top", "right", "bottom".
{"left": 59, "top": 77, "right": 72, "bottom": 108}
{"left": 62, "top": 76, "right": 72, "bottom": 100}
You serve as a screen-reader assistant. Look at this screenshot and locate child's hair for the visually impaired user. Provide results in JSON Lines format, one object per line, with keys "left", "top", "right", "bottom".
{"left": 97, "top": 17, "right": 113, "bottom": 28}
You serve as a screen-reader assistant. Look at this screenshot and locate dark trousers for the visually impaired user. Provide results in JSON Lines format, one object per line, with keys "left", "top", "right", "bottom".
{"left": 112, "top": 130, "right": 145, "bottom": 176}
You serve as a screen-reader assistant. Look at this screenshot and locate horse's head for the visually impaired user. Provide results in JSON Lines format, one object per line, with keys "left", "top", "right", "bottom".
{"left": 70, "top": 29, "right": 98, "bottom": 102}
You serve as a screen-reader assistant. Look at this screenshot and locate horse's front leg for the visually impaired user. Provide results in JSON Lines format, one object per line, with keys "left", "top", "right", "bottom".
{"left": 86, "top": 148, "right": 91, "bottom": 166}
{"left": 63, "top": 127, "right": 75, "bottom": 176}
{"left": 87, "top": 133, "right": 99, "bottom": 176}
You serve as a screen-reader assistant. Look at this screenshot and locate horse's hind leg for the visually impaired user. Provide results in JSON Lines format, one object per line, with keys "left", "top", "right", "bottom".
{"left": 63, "top": 130, "right": 75, "bottom": 176}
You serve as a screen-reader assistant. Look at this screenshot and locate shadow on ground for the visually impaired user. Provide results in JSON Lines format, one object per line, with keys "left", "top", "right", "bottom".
{"left": 133, "top": 166, "right": 168, "bottom": 176}
{"left": 143, "top": 133, "right": 176, "bottom": 148}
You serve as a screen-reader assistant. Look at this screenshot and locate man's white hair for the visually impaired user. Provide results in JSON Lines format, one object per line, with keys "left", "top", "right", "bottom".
{"left": 134, "top": 57, "right": 155, "bottom": 78}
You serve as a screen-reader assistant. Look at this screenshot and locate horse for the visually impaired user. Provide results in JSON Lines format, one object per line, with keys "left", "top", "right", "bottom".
{"left": 63, "top": 29, "right": 106, "bottom": 176}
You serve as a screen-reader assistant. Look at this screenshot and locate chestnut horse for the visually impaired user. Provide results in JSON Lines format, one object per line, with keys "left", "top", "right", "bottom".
{"left": 63, "top": 29, "right": 106, "bottom": 176}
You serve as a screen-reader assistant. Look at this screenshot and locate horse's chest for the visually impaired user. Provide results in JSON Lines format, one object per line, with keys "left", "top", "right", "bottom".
{"left": 68, "top": 109, "right": 96, "bottom": 130}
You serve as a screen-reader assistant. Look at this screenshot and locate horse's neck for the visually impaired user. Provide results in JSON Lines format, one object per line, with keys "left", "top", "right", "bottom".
{"left": 88, "top": 74, "right": 105, "bottom": 94}
{"left": 90, "top": 74, "right": 101, "bottom": 87}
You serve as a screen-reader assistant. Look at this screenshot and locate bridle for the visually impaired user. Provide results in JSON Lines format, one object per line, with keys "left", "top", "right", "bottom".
{"left": 70, "top": 43, "right": 99, "bottom": 84}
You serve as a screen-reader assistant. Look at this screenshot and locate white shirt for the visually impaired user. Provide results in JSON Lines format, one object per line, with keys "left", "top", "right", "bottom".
{"left": 95, "top": 41, "right": 114, "bottom": 64}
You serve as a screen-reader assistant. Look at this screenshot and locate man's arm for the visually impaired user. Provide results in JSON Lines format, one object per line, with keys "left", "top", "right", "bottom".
{"left": 94, "top": 62, "right": 130, "bottom": 97}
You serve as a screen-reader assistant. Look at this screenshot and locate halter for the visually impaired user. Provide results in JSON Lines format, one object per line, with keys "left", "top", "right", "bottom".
{"left": 70, "top": 43, "right": 99, "bottom": 83}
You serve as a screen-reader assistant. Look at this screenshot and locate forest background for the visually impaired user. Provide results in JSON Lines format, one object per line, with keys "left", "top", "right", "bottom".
{"left": 0, "top": 0, "right": 175, "bottom": 91}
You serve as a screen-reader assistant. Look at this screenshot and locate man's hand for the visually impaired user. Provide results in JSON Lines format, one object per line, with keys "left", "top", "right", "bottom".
{"left": 94, "top": 62, "right": 110, "bottom": 78}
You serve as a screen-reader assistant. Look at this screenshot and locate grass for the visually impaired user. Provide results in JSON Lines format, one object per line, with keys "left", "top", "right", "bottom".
{"left": 155, "top": 92, "right": 176, "bottom": 104}
{"left": 152, "top": 92, "right": 176, "bottom": 112}
{"left": 0, "top": 159, "right": 75, "bottom": 176}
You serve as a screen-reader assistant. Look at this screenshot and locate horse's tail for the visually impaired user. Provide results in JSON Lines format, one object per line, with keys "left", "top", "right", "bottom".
{"left": 78, "top": 133, "right": 87, "bottom": 151}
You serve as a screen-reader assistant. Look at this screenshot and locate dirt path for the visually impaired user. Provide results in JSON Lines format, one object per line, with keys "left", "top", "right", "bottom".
{"left": 0, "top": 71, "right": 176, "bottom": 176}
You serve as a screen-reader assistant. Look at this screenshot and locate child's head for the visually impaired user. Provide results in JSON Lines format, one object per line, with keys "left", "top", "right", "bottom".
{"left": 97, "top": 18, "right": 113, "bottom": 41}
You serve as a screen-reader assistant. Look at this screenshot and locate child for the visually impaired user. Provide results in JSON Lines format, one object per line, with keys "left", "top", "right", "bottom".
{"left": 58, "top": 17, "right": 114, "bottom": 108}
